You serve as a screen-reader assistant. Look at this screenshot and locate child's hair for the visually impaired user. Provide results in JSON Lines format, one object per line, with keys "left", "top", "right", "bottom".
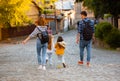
{"left": 47, "top": 25, "right": 51, "bottom": 30}
{"left": 57, "top": 36, "right": 64, "bottom": 48}
{"left": 57, "top": 36, "right": 64, "bottom": 42}
{"left": 48, "top": 35, "right": 52, "bottom": 50}
{"left": 47, "top": 25, "right": 52, "bottom": 35}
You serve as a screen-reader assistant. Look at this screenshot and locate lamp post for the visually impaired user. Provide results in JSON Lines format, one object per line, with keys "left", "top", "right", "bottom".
{"left": 53, "top": 4, "right": 58, "bottom": 34}
{"left": 61, "top": 0, "right": 63, "bottom": 13}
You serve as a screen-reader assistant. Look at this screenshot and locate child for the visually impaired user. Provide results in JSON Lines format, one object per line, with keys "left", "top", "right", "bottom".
{"left": 55, "top": 36, "right": 66, "bottom": 68}
{"left": 47, "top": 25, "right": 52, "bottom": 35}
{"left": 46, "top": 35, "right": 54, "bottom": 65}
{"left": 46, "top": 26, "right": 54, "bottom": 65}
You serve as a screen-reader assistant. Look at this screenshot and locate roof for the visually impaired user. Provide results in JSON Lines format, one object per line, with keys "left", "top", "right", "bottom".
{"left": 55, "top": 0, "right": 75, "bottom": 10}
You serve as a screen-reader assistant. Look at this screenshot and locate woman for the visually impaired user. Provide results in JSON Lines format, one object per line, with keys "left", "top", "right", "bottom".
{"left": 22, "top": 15, "right": 48, "bottom": 70}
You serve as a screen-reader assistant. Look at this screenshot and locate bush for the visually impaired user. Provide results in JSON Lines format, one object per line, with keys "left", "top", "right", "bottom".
{"left": 105, "top": 28, "right": 120, "bottom": 48}
{"left": 95, "top": 22, "right": 113, "bottom": 40}
{"left": 95, "top": 22, "right": 120, "bottom": 48}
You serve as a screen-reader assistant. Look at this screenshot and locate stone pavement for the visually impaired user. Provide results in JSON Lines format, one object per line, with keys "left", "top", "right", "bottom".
{"left": 0, "top": 30, "right": 120, "bottom": 81}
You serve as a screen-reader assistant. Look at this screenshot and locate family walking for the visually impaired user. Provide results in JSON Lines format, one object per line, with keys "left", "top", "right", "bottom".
{"left": 22, "top": 11, "right": 95, "bottom": 70}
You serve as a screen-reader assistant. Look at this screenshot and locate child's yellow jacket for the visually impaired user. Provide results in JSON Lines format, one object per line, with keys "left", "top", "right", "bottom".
{"left": 55, "top": 41, "right": 66, "bottom": 55}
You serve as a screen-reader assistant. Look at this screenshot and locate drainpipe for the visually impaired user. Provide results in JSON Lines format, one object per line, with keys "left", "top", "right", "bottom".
{"left": 0, "top": 28, "right": 2, "bottom": 40}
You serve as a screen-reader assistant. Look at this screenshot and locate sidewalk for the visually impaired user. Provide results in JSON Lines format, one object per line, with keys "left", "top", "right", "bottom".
{"left": 0, "top": 30, "right": 120, "bottom": 81}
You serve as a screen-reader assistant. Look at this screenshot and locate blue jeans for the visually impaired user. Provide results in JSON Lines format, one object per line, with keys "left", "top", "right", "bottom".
{"left": 79, "top": 40, "right": 92, "bottom": 62}
{"left": 36, "top": 39, "right": 47, "bottom": 66}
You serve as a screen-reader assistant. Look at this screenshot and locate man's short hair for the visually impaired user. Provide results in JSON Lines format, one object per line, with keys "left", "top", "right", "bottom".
{"left": 80, "top": 11, "right": 87, "bottom": 16}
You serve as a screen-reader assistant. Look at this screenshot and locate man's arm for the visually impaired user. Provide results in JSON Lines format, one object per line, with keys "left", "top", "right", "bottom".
{"left": 76, "top": 21, "right": 82, "bottom": 44}
{"left": 76, "top": 33, "right": 80, "bottom": 44}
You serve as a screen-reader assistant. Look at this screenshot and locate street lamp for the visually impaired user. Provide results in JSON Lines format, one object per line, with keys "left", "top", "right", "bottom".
{"left": 61, "top": 0, "right": 63, "bottom": 13}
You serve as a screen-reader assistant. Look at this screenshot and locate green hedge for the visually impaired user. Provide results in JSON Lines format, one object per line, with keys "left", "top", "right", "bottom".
{"left": 95, "top": 22, "right": 113, "bottom": 41}
{"left": 105, "top": 28, "right": 120, "bottom": 48}
{"left": 95, "top": 22, "right": 120, "bottom": 48}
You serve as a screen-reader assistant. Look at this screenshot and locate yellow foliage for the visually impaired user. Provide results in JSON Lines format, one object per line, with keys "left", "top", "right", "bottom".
{"left": 0, "top": 0, "right": 32, "bottom": 27}
{"left": 35, "top": 0, "right": 58, "bottom": 13}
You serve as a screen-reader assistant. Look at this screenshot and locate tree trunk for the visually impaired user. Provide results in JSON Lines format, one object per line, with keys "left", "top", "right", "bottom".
{"left": 111, "top": 17, "right": 114, "bottom": 26}
{"left": 31, "top": 1, "right": 42, "bottom": 16}
{"left": 113, "top": 16, "right": 118, "bottom": 28}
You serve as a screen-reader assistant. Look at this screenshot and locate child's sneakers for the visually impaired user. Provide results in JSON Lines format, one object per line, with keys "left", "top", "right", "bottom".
{"left": 57, "top": 63, "right": 66, "bottom": 69}
{"left": 42, "top": 66, "right": 46, "bottom": 70}
{"left": 78, "top": 61, "right": 83, "bottom": 65}
{"left": 62, "top": 63, "right": 66, "bottom": 68}
{"left": 46, "top": 59, "right": 48, "bottom": 64}
{"left": 57, "top": 64, "right": 62, "bottom": 69}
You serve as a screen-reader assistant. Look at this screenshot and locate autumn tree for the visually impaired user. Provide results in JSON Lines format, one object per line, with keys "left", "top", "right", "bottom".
{"left": 0, "top": 0, "right": 31, "bottom": 28}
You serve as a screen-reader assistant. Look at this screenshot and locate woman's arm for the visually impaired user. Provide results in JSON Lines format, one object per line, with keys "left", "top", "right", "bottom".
{"left": 22, "top": 36, "right": 30, "bottom": 44}
{"left": 22, "top": 27, "right": 38, "bottom": 44}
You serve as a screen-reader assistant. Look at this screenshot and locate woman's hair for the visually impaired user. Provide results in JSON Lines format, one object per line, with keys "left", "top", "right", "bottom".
{"left": 36, "top": 16, "right": 47, "bottom": 26}
{"left": 48, "top": 35, "right": 52, "bottom": 50}
{"left": 57, "top": 36, "right": 64, "bottom": 48}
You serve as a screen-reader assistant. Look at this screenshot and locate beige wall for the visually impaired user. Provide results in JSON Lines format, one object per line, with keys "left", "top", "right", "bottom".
{"left": 26, "top": 4, "right": 39, "bottom": 22}
{"left": 81, "top": 2, "right": 94, "bottom": 18}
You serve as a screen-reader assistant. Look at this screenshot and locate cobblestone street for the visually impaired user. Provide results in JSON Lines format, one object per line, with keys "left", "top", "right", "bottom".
{"left": 0, "top": 30, "right": 120, "bottom": 81}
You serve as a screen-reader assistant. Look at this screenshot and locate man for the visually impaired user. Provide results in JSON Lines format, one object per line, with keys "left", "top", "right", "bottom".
{"left": 76, "top": 11, "right": 95, "bottom": 67}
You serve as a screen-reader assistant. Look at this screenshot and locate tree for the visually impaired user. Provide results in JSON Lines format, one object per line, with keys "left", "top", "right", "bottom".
{"left": 75, "top": 0, "right": 83, "bottom": 3}
{"left": 83, "top": 0, "right": 120, "bottom": 28}
{"left": 31, "top": 0, "right": 42, "bottom": 16}
{"left": 0, "top": 0, "right": 31, "bottom": 28}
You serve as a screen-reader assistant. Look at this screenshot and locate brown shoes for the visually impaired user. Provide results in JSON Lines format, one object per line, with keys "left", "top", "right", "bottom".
{"left": 87, "top": 62, "right": 90, "bottom": 67}
{"left": 78, "top": 61, "right": 90, "bottom": 67}
{"left": 78, "top": 61, "right": 83, "bottom": 65}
